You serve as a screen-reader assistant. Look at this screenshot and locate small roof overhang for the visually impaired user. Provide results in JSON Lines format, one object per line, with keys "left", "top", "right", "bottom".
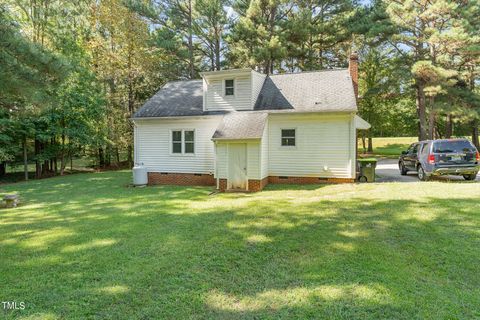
{"left": 212, "top": 112, "right": 268, "bottom": 141}
{"left": 355, "top": 115, "right": 371, "bottom": 130}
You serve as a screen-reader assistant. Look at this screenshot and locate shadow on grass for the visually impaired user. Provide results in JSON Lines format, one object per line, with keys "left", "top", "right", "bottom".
{"left": 0, "top": 171, "right": 479, "bottom": 319}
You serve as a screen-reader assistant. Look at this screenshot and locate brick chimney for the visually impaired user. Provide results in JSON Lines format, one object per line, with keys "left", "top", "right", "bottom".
{"left": 349, "top": 52, "right": 359, "bottom": 99}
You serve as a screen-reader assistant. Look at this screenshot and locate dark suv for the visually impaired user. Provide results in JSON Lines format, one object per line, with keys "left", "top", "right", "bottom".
{"left": 399, "top": 139, "right": 479, "bottom": 181}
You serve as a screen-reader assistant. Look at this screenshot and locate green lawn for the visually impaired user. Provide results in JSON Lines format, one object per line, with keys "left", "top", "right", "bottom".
{"left": 371, "top": 137, "right": 418, "bottom": 156}
{"left": 2, "top": 158, "right": 96, "bottom": 184}
{"left": 358, "top": 137, "right": 418, "bottom": 157}
{"left": 1, "top": 171, "right": 479, "bottom": 319}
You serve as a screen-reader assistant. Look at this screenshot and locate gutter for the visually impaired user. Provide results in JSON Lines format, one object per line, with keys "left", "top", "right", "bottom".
{"left": 130, "top": 114, "right": 225, "bottom": 121}
{"left": 211, "top": 137, "right": 261, "bottom": 142}
{"left": 131, "top": 110, "right": 357, "bottom": 122}
{"left": 214, "top": 141, "right": 219, "bottom": 190}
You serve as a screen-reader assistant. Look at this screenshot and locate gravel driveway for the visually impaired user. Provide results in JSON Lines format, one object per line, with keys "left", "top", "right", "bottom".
{"left": 375, "top": 158, "right": 480, "bottom": 182}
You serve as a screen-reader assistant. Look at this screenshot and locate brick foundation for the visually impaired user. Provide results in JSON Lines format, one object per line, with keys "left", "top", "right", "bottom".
{"left": 148, "top": 172, "right": 215, "bottom": 186}
{"left": 268, "top": 176, "right": 355, "bottom": 184}
{"left": 147, "top": 172, "right": 353, "bottom": 191}
{"left": 219, "top": 179, "right": 227, "bottom": 192}
{"left": 218, "top": 177, "right": 268, "bottom": 192}
{"left": 248, "top": 177, "right": 269, "bottom": 192}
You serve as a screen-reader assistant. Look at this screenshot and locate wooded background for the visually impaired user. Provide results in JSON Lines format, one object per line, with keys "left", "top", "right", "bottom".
{"left": 1, "top": 0, "right": 479, "bottom": 180}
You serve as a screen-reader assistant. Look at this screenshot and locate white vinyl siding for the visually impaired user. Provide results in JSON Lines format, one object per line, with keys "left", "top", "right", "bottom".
{"left": 205, "top": 76, "right": 252, "bottom": 111}
{"left": 135, "top": 112, "right": 355, "bottom": 180}
{"left": 135, "top": 117, "right": 221, "bottom": 174}
{"left": 215, "top": 143, "right": 228, "bottom": 178}
{"left": 247, "top": 143, "right": 261, "bottom": 179}
{"left": 203, "top": 70, "right": 265, "bottom": 111}
{"left": 260, "top": 119, "right": 269, "bottom": 178}
{"left": 268, "top": 113, "right": 354, "bottom": 179}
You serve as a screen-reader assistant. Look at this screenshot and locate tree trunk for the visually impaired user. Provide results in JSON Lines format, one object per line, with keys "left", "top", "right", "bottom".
{"left": 210, "top": 49, "right": 215, "bottom": 71}
{"left": 428, "top": 109, "right": 436, "bottom": 140}
{"left": 472, "top": 120, "right": 479, "bottom": 150}
{"left": 416, "top": 80, "right": 427, "bottom": 141}
{"left": 106, "top": 145, "right": 111, "bottom": 166}
{"left": 60, "top": 134, "right": 66, "bottom": 175}
{"left": 361, "top": 132, "right": 366, "bottom": 153}
{"left": 127, "top": 145, "right": 133, "bottom": 168}
{"left": 0, "top": 162, "right": 5, "bottom": 177}
{"left": 43, "top": 159, "right": 49, "bottom": 175}
{"left": 35, "top": 139, "right": 42, "bottom": 178}
{"left": 215, "top": 34, "right": 221, "bottom": 70}
{"left": 445, "top": 114, "right": 453, "bottom": 138}
{"left": 23, "top": 137, "right": 28, "bottom": 181}
{"left": 98, "top": 147, "right": 105, "bottom": 168}
{"left": 435, "top": 122, "right": 443, "bottom": 139}
{"left": 187, "top": 0, "right": 194, "bottom": 79}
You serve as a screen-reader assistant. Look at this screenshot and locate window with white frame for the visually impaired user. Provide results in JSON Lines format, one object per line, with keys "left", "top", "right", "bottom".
{"left": 225, "top": 79, "right": 234, "bottom": 96}
{"left": 184, "top": 130, "right": 194, "bottom": 153}
{"left": 172, "top": 130, "right": 195, "bottom": 154}
{"left": 172, "top": 130, "right": 182, "bottom": 153}
{"left": 281, "top": 129, "right": 296, "bottom": 146}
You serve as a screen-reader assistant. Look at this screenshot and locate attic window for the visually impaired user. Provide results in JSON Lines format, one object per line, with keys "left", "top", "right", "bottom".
{"left": 281, "top": 129, "right": 296, "bottom": 146}
{"left": 225, "top": 79, "right": 234, "bottom": 96}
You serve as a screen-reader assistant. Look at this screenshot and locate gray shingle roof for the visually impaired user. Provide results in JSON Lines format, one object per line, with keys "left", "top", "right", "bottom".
{"left": 133, "top": 69, "right": 356, "bottom": 118}
{"left": 212, "top": 112, "right": 267, "bottom": 140}
{"left": 254, "top": 70, "right": 357, "bottom": 112}
{"left": 133, "top": 80, "right": 207, "bottom": 118}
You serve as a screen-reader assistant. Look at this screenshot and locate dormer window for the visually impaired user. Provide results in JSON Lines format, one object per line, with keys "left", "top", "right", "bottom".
{"left": 225, "top": 79, "right": 234, "bottom": 96}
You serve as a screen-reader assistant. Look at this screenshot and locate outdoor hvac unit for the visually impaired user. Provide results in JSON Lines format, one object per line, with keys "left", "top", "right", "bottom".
{"left": 132, "top": 163, "right": 148, "bottom": 186}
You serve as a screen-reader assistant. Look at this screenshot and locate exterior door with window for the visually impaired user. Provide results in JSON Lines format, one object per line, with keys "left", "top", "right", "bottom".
{"left": 228, "top": 144, "right": 247, "bottom": 190}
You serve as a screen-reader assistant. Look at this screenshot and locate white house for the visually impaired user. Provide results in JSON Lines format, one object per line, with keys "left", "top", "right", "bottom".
{"left": 132, "top": 54, "right": 370, "bottom": 192}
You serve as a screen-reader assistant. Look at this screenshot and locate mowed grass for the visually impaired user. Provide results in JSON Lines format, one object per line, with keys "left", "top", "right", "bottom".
{"left": 1, "top": 171, "right": 480, "bottom": 319}
{"left": 372, "top": 137, "right": 417, "bottom": 156}
{"left": 358, "top": 137, "right": 418, "bottom": 157}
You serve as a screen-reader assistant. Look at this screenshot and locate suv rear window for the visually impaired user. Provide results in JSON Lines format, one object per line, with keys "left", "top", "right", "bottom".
{"left": 433, "top": 140, "right": 475, "bottom": 153}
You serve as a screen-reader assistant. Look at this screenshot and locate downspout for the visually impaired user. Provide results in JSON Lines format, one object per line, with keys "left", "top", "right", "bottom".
{"left": 214, "top": 141, "right": 219, "bottom": 190}
{"left": 132, "top": 120, "right": 137, "bottom": 166}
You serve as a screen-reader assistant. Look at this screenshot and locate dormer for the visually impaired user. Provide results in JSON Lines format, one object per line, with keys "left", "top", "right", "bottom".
{"left": 201, "top": 69, "right": 266, "bottom": 112}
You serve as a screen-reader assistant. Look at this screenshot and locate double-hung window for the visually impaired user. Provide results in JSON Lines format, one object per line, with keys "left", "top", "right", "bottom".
{"left": 281, "top": 129, "right": 296, "bottom": 146}
{"left": 184, "top": 130, "right": 194, "bottom": 153}
{"left": 172, "top": 130, "right": 195, "bottom": 154}
{"left": 225, "top": 79, "right": 234, "bottom": 96}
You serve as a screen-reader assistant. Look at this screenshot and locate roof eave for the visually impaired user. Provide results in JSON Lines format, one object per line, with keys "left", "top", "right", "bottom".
{"left": 211, "top": 137, "right": 262, "bottom": 141}
{"left": 131, "top": 114, "right": 224, "bottom": 121}
{"left": 200, "top": 68, "right": 253, "bottom": 78}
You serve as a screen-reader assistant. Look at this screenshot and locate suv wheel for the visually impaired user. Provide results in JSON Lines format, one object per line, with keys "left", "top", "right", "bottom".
{"left": 417, "top": 166, "right": 428, "bottom": 181}
{"left": 463, "top": 173, "right": 477, "bottom": 181}
{"left": 399, "top": 162, "right": 407, "bottom": 176}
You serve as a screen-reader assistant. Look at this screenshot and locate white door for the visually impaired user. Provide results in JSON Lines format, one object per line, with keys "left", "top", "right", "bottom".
{"left": 228, "top": 144, "right": 247, "bottom": 190}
